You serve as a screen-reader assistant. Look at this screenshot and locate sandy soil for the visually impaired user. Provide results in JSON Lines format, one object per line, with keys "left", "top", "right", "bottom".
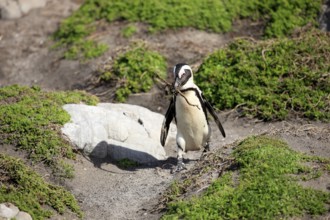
{"left": 0, "top": 1, "right": 329, "bottom": 220}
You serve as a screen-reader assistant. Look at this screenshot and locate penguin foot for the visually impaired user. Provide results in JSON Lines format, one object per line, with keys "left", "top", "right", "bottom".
{"left": 172, "top": 158, "right": 187, "bottom": 173}
{"left": 201, "top": 143, "right": 211, "bottom": 160}
{"left": 203, "top": 142, "right": 210, "bottom": 153}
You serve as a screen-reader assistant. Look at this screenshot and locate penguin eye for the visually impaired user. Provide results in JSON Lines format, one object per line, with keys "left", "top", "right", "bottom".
{"left": 179, "top": 68, "right": 191, "bottom": 79}
{"left": 183, "top": 69, "right": 191, "bottom": 77}
{"left": 179, "top": 72, "right": 186, "bottom": 78}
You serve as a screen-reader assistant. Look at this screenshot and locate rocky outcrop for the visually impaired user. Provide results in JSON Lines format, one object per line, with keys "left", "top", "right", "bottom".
{"left": 0, "top": 203, "right": 32, "bottom": 220}
{"left": 62, "top": 103, "right": 176, "bottom": 164}
{"left": 0, "top": 0, "right": 46, "bottom": 19}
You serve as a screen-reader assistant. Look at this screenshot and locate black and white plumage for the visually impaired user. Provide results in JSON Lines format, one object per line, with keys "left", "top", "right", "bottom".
{"left": 160, "top": 63, "right": 226, "bottom": 171}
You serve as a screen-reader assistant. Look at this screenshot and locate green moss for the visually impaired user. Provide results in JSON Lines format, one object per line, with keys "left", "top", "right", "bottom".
{"left": 196, "top": 29, "right": 330, "bottom": 121}
{"left": 53, "top": 0, "right": 322, "bottom": 59}
{"left": 163, "top": 136, "right": 330, "bottom": 219}
{"left": 0, "top": 153, "right": 83, "bottom": 219}
{"left": 0, "top": 85, "right": 98, "bottom": 177}
{"left": 100, "top": 43, "right": 167, "bottom": 102}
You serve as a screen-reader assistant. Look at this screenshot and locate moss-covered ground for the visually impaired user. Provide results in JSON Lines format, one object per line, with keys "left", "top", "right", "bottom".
{"left": 196, "top": 29, "right": 330, "bottom": 121}
{"left": 53, "top": 0, "right": 322, "bottom": 59}
{"left": 0, "top": 154, "right": 83, "bottom": 219}
{"left": 0, "top": 85, "right": 98, "bottom": 177}
{"left": 0, "top": 85, "right": 99, "bottom": 219}
{"left": 162, "top": 136, "right": 330, "bottom": 219}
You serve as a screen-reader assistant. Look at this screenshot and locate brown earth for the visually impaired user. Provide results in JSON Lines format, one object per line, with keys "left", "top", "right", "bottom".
{"left": 0, "top": 0, "right": 329, "bottom": 220}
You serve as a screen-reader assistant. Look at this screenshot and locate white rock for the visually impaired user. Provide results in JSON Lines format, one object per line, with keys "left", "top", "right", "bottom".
{"left": 0, "top": 0, "right": 46, "bottom": 19}
{"left": 15, "top": 211, "right": 33, "bottom": 220}
{"left": 0, "top": 203, "right": 19, "bottom": 219}
{"left": 0, "top": 0, "right": 22, "bottom": 19}
{"left": 18, "top": 0, "right": 46, "bottom": 14}
{"left": 62, "top": 103, "right": 176, "bottom": 163}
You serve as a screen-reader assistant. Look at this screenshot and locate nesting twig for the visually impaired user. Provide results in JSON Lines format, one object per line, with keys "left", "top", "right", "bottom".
{"left": 155, "top": 73, "right": 201, "bottom": 110}
{"left": 176, "top": 89, "right": 201, "bottom": 110}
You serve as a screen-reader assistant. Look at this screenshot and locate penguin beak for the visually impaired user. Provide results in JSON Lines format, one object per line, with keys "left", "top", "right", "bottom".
{"left": 174, "top": 78, "right": 181, "bottom": 89}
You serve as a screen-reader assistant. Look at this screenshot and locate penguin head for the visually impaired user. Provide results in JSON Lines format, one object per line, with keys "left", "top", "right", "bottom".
{"left": 173, "top": 63, "right": 194, "bottom": 89}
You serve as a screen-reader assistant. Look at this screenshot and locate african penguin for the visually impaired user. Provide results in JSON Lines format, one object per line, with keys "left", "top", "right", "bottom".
{"left": 160, "top": 63, "right": 226, "bottom": 172}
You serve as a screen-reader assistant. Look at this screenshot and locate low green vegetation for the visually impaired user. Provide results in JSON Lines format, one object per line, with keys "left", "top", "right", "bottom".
{"left": 196, "top": 29, "right": 330, "bottom": 121}
{"left": 163, "top": 136, "right": 330, "bottom": 219}
{"left": 53, "top": 0, "right": 322, "bottom": 59}
{"left": 0, "top": 153, "right": 82, "bottom": 219}
{"left": 100, "top": 43, "right": 167, "bottom": 102}
{"left": 62, "top": 40, "right": 108, "bottom": 60}
{"left": 0, "top": 85, "right": 98, "bottom": 178}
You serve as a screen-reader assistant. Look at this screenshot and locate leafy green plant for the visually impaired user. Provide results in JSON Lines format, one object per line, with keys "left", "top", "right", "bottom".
{"left": 163, "top": 136, "right": 330, "bottom": 219}
{"left": 53, "top": 0, "right": 322, "bottom": 59}
{"left": 100, "top": 43, "right": 167, "bottom": 102}
{"left": 196, "top": 29, "right": 330, "bottom": 121}
{"left": 0, "top": 154, "right": 83, "bottom": 219}
{"left": 0, "top": 85, "right": 98, "bottom": 177}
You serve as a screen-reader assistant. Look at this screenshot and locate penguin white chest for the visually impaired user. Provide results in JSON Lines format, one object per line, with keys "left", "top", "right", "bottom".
{"left": 175, "top": 91, "right": 210, "bottom": 151}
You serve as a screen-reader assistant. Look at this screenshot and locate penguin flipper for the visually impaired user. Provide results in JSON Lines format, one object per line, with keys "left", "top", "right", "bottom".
{"left": 160, "top": 97, "right": 175, "bottom": 146}
{"left": 203, "top": 97, "right": 226, "bottom": 138}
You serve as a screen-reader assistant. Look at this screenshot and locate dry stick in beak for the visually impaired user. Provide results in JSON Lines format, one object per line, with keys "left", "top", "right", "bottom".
{"left": 155, "top": 73, "right": 201, "bottom": 110}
